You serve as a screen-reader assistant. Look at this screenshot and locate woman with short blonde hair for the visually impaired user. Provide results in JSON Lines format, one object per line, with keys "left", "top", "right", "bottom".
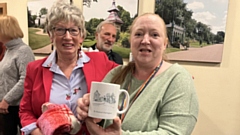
{"left": 0, "top": 15, "right": 35, "bottom": 135}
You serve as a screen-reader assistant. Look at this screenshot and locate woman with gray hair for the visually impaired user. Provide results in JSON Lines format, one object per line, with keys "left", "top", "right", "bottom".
{"left": 19, "top": 1, "right": 117, "bottom": 135}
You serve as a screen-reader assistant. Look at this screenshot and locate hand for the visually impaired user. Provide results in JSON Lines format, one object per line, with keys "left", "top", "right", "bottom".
{"left": 76, "top": 93, "right": 90, "bottom": 121}
{"left": 85, "top": 117, "right": 122, "bottom": 135}
{"left": 31, "top": 128, "right": 43, "bottom": 135}
{"left": 0, "top": 99, "right": 9, "bottom": 114}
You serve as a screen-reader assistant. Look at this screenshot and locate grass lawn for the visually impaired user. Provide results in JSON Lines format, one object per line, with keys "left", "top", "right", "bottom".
{"left": 83, "top": 40, "right": 131, "bottom": 58}
{"left": 166, "top": 47, "right": 181, "bottom": 53}
{"left": 83, "top": 39, "right": 96, "bottom": 47}
{"left": 113, "top": 46, "right": 131, "bottom": 58}
{"left": 28, "top": 28, "right": 51, "bottom": 50}
{"left": 189, "top": 41, "right": 208, "bottom": 47}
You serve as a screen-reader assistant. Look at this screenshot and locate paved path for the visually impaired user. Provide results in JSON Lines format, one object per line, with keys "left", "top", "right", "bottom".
{"left": 166, "top": 44, "right": 224, "bottom": 63}
{"left": 31, "top": 28, "right": 53, "bottom": 54}
{"left": 33, "top": 43, "right": 52, "bottom": 54}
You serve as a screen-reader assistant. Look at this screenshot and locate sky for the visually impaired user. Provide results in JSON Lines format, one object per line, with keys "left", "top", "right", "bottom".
{"left": 28, "top": 0, "right": 61, "bottom": 15}
{"left": 83, "top": 0, "right": 138, "bottom": 21}
{"left": 27, "top": 0, "right": 228, "bottom": 34}
{"left": 184, "top": 0, "right": 229, "bottom": 34}
{"left": 27, "top": 0, "right": 138, "bottom": 20}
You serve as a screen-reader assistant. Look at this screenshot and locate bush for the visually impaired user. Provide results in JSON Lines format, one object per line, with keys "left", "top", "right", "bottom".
{"left": 118, "top": 32, "right": 130, "bottom": 48}
{"left": 112, "top": 45, "right": 130, "bottom": 58}
{"left": 86, "top": 36, "right": 95, "bottom": 41}
{"left": 171, "top": 41, "right": 180, "bottom": 48}
{"left": 121, "top": 37, "right": 130, "bottom": 48}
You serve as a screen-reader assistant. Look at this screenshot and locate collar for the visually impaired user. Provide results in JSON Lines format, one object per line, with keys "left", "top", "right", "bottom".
{"left": 5, "top": 38, "right": 23, "bottom": 50}
{"left": 42, "top": 49, "right": 90, "bottom": 69}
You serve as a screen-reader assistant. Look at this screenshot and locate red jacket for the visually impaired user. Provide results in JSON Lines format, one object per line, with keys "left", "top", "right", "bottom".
{"left": 19, "top": 52, "right": 118, "bottom": 134}
{"left": 0, "top": 42, "right": 6, "bottom": 61}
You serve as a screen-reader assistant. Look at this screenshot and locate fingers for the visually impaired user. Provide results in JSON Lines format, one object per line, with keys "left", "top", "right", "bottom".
{"left": 105, "top": 117, "right": 121, "bottom": 132}
{"left": 77, "top": 94, "right": 90, "bottom": 121}
{"left": 82, "top": 93, "right": 90, "bottom": 106}
{"left": 85, "top": 117, "right": 122, "bottom": 135}
{"left": 85, "top": 117, "right": 104, "bottom": 135}
{"left": 0, "top": 109, "right": 8, "bottom": 114}
{"left": 93, "top": 118, "right": 102, "bottom": 124}
{"left": 112, "top": 117, "right": 121, "bottom": 130}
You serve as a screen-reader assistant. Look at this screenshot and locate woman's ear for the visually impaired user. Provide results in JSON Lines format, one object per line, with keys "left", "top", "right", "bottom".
{"left": 164, "top": 38, "right": 169, "bottom": 48}
{"left": 47, "top": 31, "right": 53, "bottom": 43}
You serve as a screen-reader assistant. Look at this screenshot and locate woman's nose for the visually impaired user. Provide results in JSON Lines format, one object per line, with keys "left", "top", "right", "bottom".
{"left": 141, "top": 34, "right": 150, "bottom": 45}
{"left": 64, "top": 31, "right": 72, "bottom": 39}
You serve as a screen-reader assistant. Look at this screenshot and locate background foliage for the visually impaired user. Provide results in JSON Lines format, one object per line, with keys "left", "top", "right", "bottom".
{"left": 27, "top": 0, "right": 225, "bottom": 58}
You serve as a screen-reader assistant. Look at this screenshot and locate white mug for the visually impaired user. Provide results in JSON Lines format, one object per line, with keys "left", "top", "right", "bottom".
{"left": 88, "top": 81, "right": 130, "bottom": 119}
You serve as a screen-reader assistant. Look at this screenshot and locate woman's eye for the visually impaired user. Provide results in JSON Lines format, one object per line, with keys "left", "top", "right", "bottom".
{"left": 56, "top": 28, "right": 65, "bottom": 32}
{"left": 135, "top": 33, "right": 142, "bottom": 36}
{"left": 152, "top": 33, "right": 159, "bottom": 37}
{"left": 70, "top": 29, "right": 78, "bottom": 32}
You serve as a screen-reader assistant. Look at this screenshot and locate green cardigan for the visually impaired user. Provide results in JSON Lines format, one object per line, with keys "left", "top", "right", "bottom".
{"left": 102, "top": 63, "right": 199, "bottom": 135}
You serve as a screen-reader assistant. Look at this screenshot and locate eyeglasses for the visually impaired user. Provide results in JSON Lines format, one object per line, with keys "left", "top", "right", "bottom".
{"left": 52, "top": 27, "right": 80, "bottom": 36}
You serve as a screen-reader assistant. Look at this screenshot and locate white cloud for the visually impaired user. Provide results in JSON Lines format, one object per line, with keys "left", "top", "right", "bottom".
{"left": 213, "top": 10, "right": 227, "bottom": 34}
{"left": 192, "top": 11, "right": 216, "bottom": 25}
{"left": 211, "top": 25, "right": 226, "bottom": 34}
{"left": 83, "top": 0, "right": 138, "bottom": 21}
{"left": 186, "top": 2, "right": 204, "bottom": 10}
{"left": 199, "top": 10, "right": 227, "bottom": 34}
{"left": 212, "top": 0, "right": 228, "bottom": 3}
{"left": 28, "top": 0, "right": 58, "bottom": 15}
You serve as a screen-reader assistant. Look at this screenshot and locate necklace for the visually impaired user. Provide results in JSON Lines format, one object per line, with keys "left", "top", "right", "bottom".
{"left": 120, "top": 60, "right": 164, "bottom": 122}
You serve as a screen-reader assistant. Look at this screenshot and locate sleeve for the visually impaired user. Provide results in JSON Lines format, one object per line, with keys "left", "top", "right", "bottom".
{"left": 4, "top": 48, "right": 35, "bottom": 104}
{"left": 113, "top": 67, "right": 198, "bottom": 135}
{"left": 122, "top": 69, "right": 198, "bottom": 135}
{"left": 108, "top": 52, "right": 123, "bottom": 65}
{"left": 20, "top": 122, "right": 37, "bottom": 135}
{"left": 113, "top": 52, "right": 123, "bottom": 65}
{"left": 19, "top": 64, "right": 39, "bottom": 128}
{"left": 155, "top": 70, "right": 198, "bottom": 135}
{"left": 102, "top": 65, "right": 123, "bottom": 83}
{"left": 103, "top": 52, "right": 119, "bottom": 72}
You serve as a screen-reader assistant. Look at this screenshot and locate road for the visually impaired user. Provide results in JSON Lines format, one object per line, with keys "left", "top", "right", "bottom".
{"left": 166, "top": 44, "right": 224, "bottom": 63}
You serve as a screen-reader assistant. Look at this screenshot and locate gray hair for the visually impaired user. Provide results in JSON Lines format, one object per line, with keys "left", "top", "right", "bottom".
{"left": 95, "top": 20, "right": 117, "bottom": 33}
{"left": 45, "top": 1, "right": 86, "bottom": 38}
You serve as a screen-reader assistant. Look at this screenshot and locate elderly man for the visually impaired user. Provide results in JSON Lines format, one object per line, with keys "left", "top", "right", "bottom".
{"left": 90, "top": 21, "right": 123, "bottom": 64}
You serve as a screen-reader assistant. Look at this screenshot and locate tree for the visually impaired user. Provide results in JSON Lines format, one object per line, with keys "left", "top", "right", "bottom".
{"left": 83, "top": 0, "right": 98, "bottom": 7}
{"left": 185, "top": 19, "right": 197, "bottom": 39}
{"left": 85, "top": 18, "right": 104, "bottom": 38}
{"left": 194, "top": 22, "right": 212, "bottom": 44}
{"left": 155, "top": 0, "right": 186, "bottom": 25}
{"left": 214, "top": 31, "right": 225, "bottom": 43}
{"left": 117, "top": 5, "right": 132, "bottom": 32}
{"left": 27, "top": 7, "right": 35, "bottom": 27}
{"left": 39, "top": 7, "right": 48, "bottom": 16}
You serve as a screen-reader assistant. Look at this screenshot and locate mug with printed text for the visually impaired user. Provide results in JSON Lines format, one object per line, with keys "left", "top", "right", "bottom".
{"left": 88, "top": 81, "right": 130, "bottom": 119}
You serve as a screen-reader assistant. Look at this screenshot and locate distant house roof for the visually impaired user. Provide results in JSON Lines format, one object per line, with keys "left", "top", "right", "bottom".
{"left": 105, "top": 11, "right": 123, "bottom": 24}
{"left": 105, "top": 0, "right": 123, "bottom": 25}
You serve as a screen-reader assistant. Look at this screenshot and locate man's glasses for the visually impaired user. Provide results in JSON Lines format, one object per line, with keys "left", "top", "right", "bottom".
{"left": 52, "top": 27, "right": 80, "bottom": 36}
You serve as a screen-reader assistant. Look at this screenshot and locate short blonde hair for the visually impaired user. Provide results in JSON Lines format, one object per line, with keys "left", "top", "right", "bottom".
{"left": 45, "top": 1, "right": 86, "bottom": 39}
{"left": 0, "top": 15, "right": 23, "bottom": 39}
{"left": 129, "top": 13, "right": 167, "bottom": 38}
